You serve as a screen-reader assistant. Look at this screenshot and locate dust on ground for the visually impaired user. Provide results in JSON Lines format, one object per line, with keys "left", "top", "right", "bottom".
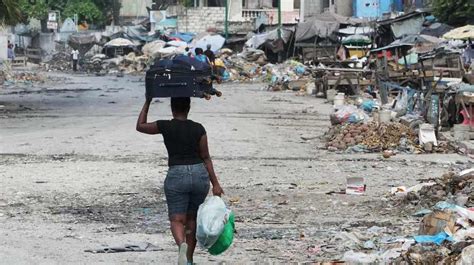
{"left": 1, "top": 71, "right": 472, "bottom": 263}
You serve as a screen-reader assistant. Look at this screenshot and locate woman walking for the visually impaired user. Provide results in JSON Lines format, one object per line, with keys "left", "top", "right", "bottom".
{"left": 136, "top": 97, "right": 224, "bottom": 264}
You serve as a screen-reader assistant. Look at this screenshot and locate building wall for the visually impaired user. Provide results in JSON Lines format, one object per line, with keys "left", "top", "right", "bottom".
{"left": 304, "top": 0, "right": 324, "bottom": 18}
{"left": 304, "top": 0, "right": 353, "bottom": 18}
{"left": 0, "top": 34, "right": 8, "bottom": 61}
{"left": 39, "top": 33, "right": 56, "bottom": 59}
{"left": 120, "top": 0, "right": 152, "bottom": 17}
{"left": 335, "top": 0, "right": 353, "bottom": 17}
{"left": 353, "top": 0, "right": 401, "bottom": 18}
{"left": 281, "top": 0, "right": 295, "bottom": 11}
{"left": 229, "top": 0, "right": 243, "bottom": 21}
{"left": 177, "top": 7, "right": 225, "bottom": 33}
{"left": 353, "top": 0, "right": 383, "bottom": 18}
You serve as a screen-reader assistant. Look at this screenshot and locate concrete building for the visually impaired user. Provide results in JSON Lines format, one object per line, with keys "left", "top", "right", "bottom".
{"left": 302, "top": 0, "right": 353, "bottom": 19}
{"left": 120, "top": 0, "right": 152, "bottom": 18}
{"left": 0, "top": 33, "right": 8, "bottom": 61}
{"left": 173, "top": 0, "right": 301, "bottom": 33}
{"left": 352, "top": 0, "right": 403, "bottom": 18}
{"left": 176, "top": 6, "right": 226, "bottom": 33}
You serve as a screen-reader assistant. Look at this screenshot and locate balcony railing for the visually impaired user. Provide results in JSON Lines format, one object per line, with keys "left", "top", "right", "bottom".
{"left": 242, "top": 8, "right": 277, "bottom": 20}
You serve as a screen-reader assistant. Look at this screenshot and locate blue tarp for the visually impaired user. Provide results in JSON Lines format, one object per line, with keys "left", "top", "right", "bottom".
{"left": 157, "top": 18, "right": 177, "bottom": 29}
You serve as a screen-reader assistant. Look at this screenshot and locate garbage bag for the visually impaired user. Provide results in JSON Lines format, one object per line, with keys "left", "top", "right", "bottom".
{"left": 196, "top": 196, "right": 231, "bottom": 249}
{"left": 333, "top": 105, "right": 368, "bottom": 124}
{"left": 222, "top": 70, "right": 230, "bottom": 81}
{"left": 208, "top": 212, "right": 235, "bottom": 255}
{"left": 294, "top": 65, "right": 305, "bottom": 75}
{"left": 414, "top": 231, "right": 453, "bottom": 245}
{"left": 361, "top": 100, "right": 376, "bottom": 112}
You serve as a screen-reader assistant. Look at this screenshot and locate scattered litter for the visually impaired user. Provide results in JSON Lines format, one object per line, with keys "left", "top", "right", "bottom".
{"left": 85, "top": 242, "right": 162, "bottom": 253}
{"left": 346, "top": 177, "right": 366, "bottom": 195}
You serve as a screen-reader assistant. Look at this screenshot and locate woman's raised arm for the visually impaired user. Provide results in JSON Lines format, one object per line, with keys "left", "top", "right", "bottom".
{"left": 136, "top": 98, "right": 160, "bottom": 134}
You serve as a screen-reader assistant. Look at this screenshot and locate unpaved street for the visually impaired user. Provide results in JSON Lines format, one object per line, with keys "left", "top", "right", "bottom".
{"left": 1, "top": 73, "right": 472, "bottom": 264}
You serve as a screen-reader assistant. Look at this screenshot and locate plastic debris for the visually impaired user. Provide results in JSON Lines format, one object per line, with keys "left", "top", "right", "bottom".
{"left": 414, "top": 231, "right": 453, "bottom": 246}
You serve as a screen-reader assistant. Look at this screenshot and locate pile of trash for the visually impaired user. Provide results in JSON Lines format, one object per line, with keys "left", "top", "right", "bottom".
{"left": 216, "top": 48, "right": 309, "bottom": 85}
{"left": 44, "top": 51, "right": 151, "bottom": 75}
{"left": 266, "top": 60, "right": 308, "bottom": 91}
{"left": 1, "top": 61, "right": 54, "bottom": 86}
{"left": 219, "top": 48, "right": 267, "bottom": 82}
{"left": 385, "top": 170, "right": 474, "bottom": 263}
{"left": 42, "top": 44, "right": 311, "bottom": 83}
{"left": 324, "top": 122, "right": 418, "bottom": 152}
{"left": 237, "top": 48, "right": 267, "bottom": 66}
{"left": 2, "top": 71, "right": 48, "bottom": 86}
{"left": 11, "top": 72, "right": 46, "bottom": 83}
{"left": 82, "top": 54, "right": 107, "bottom": 73}
{"left": 44, "top": 52, "right": 72, "bottom": 71}
{"left": 0, "top": 70, "right": 4, "bottom": 86}
{"left": 323, "top": 88, "right": 456, "bottom": 153}
{"left": 341, "top": 170, "right": 473, "bottom": 263}
{"left": 397, "top": 171, "right": 473, "bottom": 209}
{"left": 84, "top": 53, "right": 149, "bottom": 75}
{"left": 119, "top": 53, "right": 150, "bottom": 74}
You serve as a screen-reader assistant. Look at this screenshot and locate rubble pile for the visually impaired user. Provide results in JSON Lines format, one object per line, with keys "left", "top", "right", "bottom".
{"left": 120, "top": 53, "right": 149, "bottom": 74}
{"left": 2, "top": 72, "right": 50, "bottom": 87}
{"left": 224, "top": 58, "right": 262, "bottom": 82}
{"left": 344, "top": 170, "right": 474, "bottom": 263}
{"left": 44, "top": 52, "right": 72, "bottom": 71}
{"left": 387, "top": 170, "right": 474, "bottom": 263}
{"left": 0, "top": 70, "right": 4, "bottom": 86}
{"left": 12, "top": 72, "right": 46, "bottom": 83}
{"left": 44, "top": 52, "right": 151, "bottom": 75}
{"left": 82, "top": 54, "right": 106, "bottom": 73}
{"left": 213, "top": 47, "right": 309, "bottom": 86}
{"left": 237, "top": 48, "right": 267, "bottom": 66}
{"left": 221, "top": 49, "right": 265, "bottom": 82}
{"left": 325, "top": 122, "right": 418, "bottom": 152}
{"left": 403, "top": 171, "right": 474, "bottom": 208}
{"left": 398, "top": 244, "right": 461, "bottom": 264}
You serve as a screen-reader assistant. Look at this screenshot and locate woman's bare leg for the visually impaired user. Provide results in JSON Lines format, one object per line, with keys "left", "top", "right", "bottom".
{"left": 170, "top": 214, "right": 187, "bottom": 245}
{"left": 185, "top": 213, "right": 198, "bottom": 263}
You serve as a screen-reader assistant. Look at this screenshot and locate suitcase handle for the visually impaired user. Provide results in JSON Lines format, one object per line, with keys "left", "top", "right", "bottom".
{"left": 158, "top": 82, "right": 188, "bottom": 87}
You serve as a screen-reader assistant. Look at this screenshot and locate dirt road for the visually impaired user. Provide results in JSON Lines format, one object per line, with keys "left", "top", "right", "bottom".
{"left": 1, "top": 73, "right": 471, "bottom": 264}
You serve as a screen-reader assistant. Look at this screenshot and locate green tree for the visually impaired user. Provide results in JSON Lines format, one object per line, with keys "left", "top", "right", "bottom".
{"left": 92, "top": 0, "right": 121, "bottom": 26}
{"left": 20, "top": 0, "right": 68, "bottom": 32}
{"left": 20, "top": 0, "right": 104, "bottom": 29}
{"left": 20, "top": 0, "right": 66, "bottom": 20}
{"left": 63, "top": 0, "right": 103, "bottom": 25}
{"left": 0, "top": 0, "right": 22, "bottom": 25}
{"left": 432, "top": 0, "right": 474, "bottom": 27}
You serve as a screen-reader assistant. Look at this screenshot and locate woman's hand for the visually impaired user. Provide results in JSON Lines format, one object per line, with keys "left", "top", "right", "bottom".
{"left": 145, "top": 95, "right": 152, "bottom": 104}
{"left": 212, "top": 183, "right": 224, "bottom": 197}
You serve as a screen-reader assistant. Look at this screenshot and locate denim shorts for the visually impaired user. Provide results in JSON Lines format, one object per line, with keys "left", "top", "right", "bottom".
{"left": 164, "top": 163, "right": 210, "bottom": 217}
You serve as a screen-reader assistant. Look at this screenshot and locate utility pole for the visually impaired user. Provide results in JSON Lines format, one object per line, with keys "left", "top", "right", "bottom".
{"left": 277, "top": 0, "right": 282, "bottom": 39}
{"left": 277, "top": 0, "right": 282, "bottom": 62}
{"left": 300, "top": 0, "right": 304, "bottom": 23}
{"left": 224, "top": 0, "right": 229, "bottom": 40}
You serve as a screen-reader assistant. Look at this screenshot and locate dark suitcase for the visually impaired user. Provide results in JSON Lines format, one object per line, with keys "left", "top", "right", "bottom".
{"left": 145, "top": 56, "right": 220, "bottom": 98}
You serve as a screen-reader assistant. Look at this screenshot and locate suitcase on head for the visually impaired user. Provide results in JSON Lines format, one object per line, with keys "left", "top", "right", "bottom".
{"left": 145, "top": 56, "right": 217, "bottom": 98}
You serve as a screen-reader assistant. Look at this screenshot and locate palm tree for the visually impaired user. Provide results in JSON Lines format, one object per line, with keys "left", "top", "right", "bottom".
{"left": 0, "top": 0, "right": 22, "bottom": 25}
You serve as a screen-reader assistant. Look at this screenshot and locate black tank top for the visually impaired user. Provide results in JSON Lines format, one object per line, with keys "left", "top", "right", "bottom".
{"left": 156, "top": 119, "right": 206, "bottom": 166}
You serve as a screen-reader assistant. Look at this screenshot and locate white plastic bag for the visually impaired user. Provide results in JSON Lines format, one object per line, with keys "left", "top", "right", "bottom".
{"left": 418, "top": 123, "right": 438, "bottom": 146}
{"left": 196, "top": 196, "right": 230, "bottom": 249}
{"left": 394, "top": 89, "right": 409, "bottom": 113}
